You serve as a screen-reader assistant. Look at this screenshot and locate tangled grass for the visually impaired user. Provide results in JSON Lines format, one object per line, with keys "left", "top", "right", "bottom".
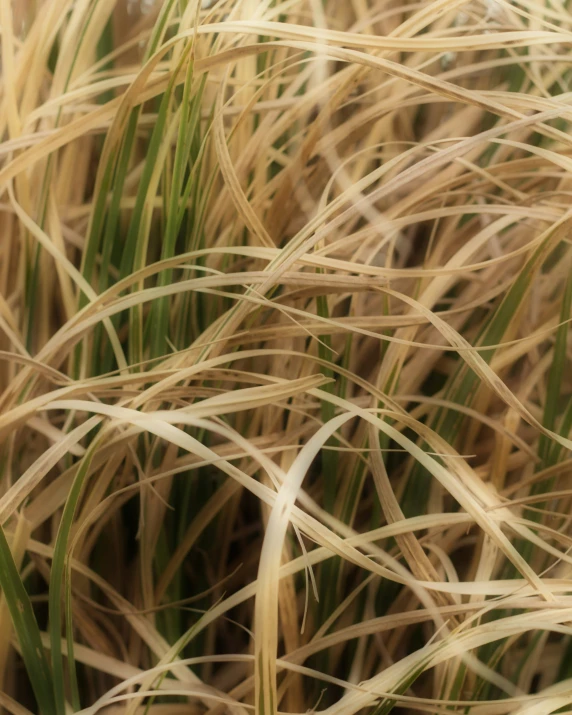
{"left": 0, "top": 0, "right": 572, "bottom": 713}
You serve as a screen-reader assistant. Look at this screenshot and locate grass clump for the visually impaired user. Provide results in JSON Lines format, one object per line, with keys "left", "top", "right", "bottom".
{"left": 0, "top": 0, "right": 572, "bottom": 713}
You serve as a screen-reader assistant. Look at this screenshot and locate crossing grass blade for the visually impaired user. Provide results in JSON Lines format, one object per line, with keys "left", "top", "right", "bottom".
{"left": 400, "top": 228, "right": 565, "bottom": 518}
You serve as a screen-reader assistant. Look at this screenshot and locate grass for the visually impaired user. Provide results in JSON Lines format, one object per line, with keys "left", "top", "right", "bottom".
{"left": 0, "top": 0, "right": 572, "bottom": 713}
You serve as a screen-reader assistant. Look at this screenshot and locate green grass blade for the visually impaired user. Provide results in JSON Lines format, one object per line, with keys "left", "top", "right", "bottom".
{"left": 401, "top": 230, "right": 563, "bottom": 517}
{"left": 49, "top": 441, "right": 98, "bottom": 715}
{"left": 0, "top": 525, "right": 56, "bottom": 715}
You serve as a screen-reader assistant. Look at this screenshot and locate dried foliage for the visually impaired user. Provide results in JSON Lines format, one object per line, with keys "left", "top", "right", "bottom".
{"left": 0, "top": 1, "right": 571, "bottom": 714}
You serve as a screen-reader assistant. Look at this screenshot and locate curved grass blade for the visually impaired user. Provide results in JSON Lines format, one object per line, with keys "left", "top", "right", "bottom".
{"left": 401, "top": 227, "right": 566, "bottom": 518}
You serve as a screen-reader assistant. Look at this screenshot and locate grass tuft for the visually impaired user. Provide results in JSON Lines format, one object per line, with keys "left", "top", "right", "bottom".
{"left": 0, "top": 1, "right": 572, "bottom": 714}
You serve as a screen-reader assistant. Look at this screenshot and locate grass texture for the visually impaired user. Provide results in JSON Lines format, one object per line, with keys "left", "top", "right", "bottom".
{"left": 1, "top": 0, "right": 572, "bottom": 713}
